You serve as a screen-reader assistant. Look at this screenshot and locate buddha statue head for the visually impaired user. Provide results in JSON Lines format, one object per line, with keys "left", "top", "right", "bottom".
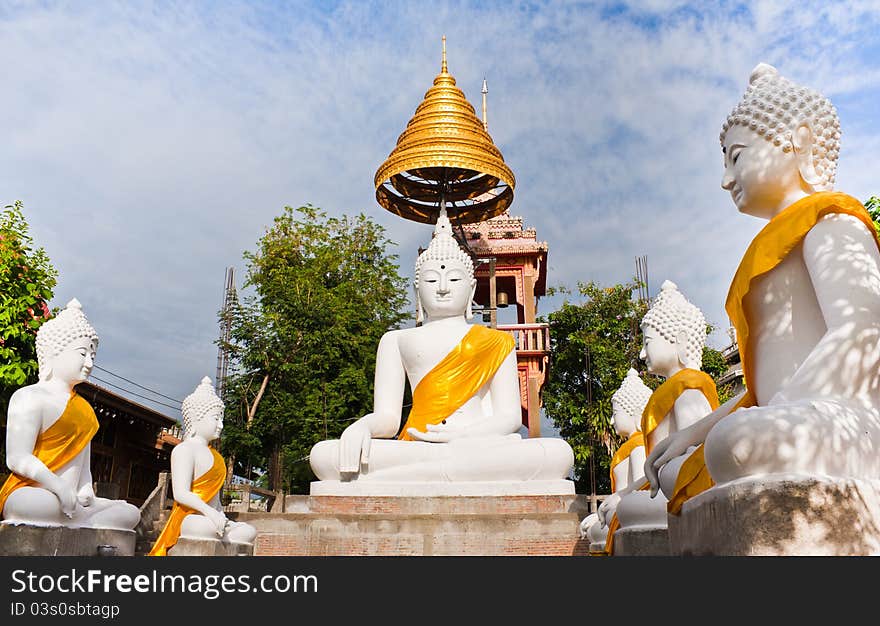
{"left": 181, "top": 376, "right": 224, "bottom": 441}
{"left": 610, "top": 368, "right": 652, "bottom": 439}
{"left": 413, "top": 208, "right": 476, "bottom": 323}
{"left": 720, "top": 63, "right": 840, "bottom": 218}
{"left": 35, "top": 298, "right": 99, "bottom": 383}
{"left": 639, "top": 280, "right": 706, "bottom": 376}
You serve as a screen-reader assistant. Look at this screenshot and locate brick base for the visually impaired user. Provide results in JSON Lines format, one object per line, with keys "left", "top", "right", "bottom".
{"left": 230, "top": 495, "right": 590, "bottom": 556}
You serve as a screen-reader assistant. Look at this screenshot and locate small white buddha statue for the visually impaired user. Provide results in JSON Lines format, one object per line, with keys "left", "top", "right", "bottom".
{"left": 580, "top": 368, "right": 651, "bottom": 553}
{"left": 149, "top": 377, "right": 256, "bottom": 556}
{"left": 308, "top": 208, "right": 573, "bottom": 489}
{"left": 645, "top": 64, "right": 880, "bottom": 509}
{"left": 0, "top": 299, "right": 139, "bottom": 531}
{"left": 598, "top": 281, "right": 718, "bottom": 539}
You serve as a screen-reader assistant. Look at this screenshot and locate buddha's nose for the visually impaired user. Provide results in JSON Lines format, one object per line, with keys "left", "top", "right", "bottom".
{"left": 639, "top": 345, "right": 646, "bottom": 359}
{"left": 721, "top": 169, "right": 735, "bottom": 190}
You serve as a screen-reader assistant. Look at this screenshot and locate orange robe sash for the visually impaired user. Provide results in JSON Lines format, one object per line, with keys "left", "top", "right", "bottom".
{"left": 640, "top": 369, "right": 719, "bottom": 456}
{"left": 148, "top": 447, "right": 226, "bottom": 557}
{"left": 398, "top": 324, "right": 515, "bottom": 441}
{"left": 609, "top": 432, "right": 645, "bottom": 494}
{"left": 669, "top": 192, "right": 880, "bottom": 514}
{"left": 0, "top": 391, "right": 98, "bottom": 515}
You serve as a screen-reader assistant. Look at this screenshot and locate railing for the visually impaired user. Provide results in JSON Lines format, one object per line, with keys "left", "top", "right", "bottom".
{"left": 496, "top": 323, "right": 550, "bottom": 354}
{"left": 223, "top": 482, "right": 284, "bottom": 514}
{"left": 136, "top": 471, "right": 171, "bottom": 538}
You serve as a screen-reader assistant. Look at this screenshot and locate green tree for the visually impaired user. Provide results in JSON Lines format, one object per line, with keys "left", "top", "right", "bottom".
{"left": 865, "top": 195, "right": 880, "bottom": 236}
{"left": 541, "top": 280, "right": 648, "bottom": 495}
{"left": 0, "top": 201, "right": 57, "bottom": 416}
{"left": 219, "top": 205, "right": 410, "bottom": 493}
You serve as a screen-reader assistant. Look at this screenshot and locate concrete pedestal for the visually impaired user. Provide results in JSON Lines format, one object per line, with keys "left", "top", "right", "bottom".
{"left": 669, "top": 475, "right": 880, "bottom": 556}
{"left": 167, "top": 537, "right": 254, "bottom": 556}
{"left": 0, "top": 523, "right": 135, "bottom": 556}
{"left": 234, "top": 492, "right": 590, "bottom": 556}
{"left": 610, "top": 526, "right": 670, "bottom": 556}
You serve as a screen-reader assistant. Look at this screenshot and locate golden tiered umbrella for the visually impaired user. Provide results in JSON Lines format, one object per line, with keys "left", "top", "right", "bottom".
{"left": 374, "top": 37, "right": 515, "bottom": 225}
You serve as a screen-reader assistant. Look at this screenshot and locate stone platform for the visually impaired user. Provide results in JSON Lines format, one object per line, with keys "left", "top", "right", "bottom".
{"left": 168, "top": 537, "right": 254, "bottom": 556}
{"left": 232, "top": 492, "right": 590, "bottom": 556}
{"left": 611, "top": 527, "right": 670, "bottom": 556}
{"left": 669, "top": 475, "right": 880, "bottom": 556}
{"left": 0, "top": 523, "right": 135, "bottom": 556}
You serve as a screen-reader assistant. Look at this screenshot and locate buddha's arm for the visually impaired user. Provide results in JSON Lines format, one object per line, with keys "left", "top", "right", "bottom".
{"left": 672, "top": 389, "right": 713, "bottom": 431}
{"left": 775, "top": 215, "right": 880, "bottom": 403}
{"left": 644, "top": 390, "right": 745, "bottom": 497}
{"left": 4, "top": 390, "right": 76, "bottom": 514}
{"left": 338, "top": 331, "right": 406, "bottom": 473}
{"left": 170, "top": 447, "right": 227, "bottom": 528}
{"left": 75, "top": 441, "right": 96, "bottom": 506}
{"left": 368, "top": 331, "right": 407, "bottom": 437}
{"left": 463, "top": 350, "right": 521, "bottom": 437}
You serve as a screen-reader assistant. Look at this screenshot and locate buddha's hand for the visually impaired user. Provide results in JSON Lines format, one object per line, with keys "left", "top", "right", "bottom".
{"left": 76, "top": 483, "right": 96, "bottom": 508}
{"left": 645, "top": 430, "right": 695, "bottom": 498}
{"left": 406, "top": 422, "right": 463, "bottom": 443}
{"left": 339, "top": 421, "right": 372, "bottom": 475}
{"left": 206, "top": 508, "right": 229, "bottom": 537}
{"left": 597, "top": 492, "right": 620, "bottom": 527}
{"left": 54, "top": 485, "right": 78, "bottom": 518}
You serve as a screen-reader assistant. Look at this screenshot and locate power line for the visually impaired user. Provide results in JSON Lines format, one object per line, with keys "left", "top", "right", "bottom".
{"left": 92, "top": 365, "right": 183, "bottom": 404}
{"left": 88, "top": 374, "right": 182, "bottom": 412}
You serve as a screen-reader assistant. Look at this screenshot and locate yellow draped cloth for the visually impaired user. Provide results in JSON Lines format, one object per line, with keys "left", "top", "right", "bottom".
{"left": 0, "top": 391, "right": 99, "bottom": 515}
{"left": 668, "top": 191, "right": 880, "bottom": 515}
{"left": 148, "top": 447, "right": 227, "bottom": 557}
{"left": 398, "top": 324, "right": 515, "bottom": 441}
{"left": 609, "top": 432, "right": 645, "bottom": 494}
{"left": 640, "top": 369, "right": 719, "bottom": 456}
{"left": 592, "top": 432, "right": 645, "bottom": 556}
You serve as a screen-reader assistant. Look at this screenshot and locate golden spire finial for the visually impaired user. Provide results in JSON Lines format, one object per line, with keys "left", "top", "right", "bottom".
{"left": 481, "top": 77, "right": 488, "bottom": 132}
{"left": 374, "top": 39, "right": 515, "bottom": 225}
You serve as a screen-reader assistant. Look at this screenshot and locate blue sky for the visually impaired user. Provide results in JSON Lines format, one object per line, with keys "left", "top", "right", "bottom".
{"left": 2, "top": 1, "right": 880, "bottom": 425}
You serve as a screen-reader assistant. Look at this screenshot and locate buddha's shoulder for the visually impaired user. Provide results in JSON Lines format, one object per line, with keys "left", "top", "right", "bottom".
{"left": 8, "top": 383, "right": 54, "bottom": 407}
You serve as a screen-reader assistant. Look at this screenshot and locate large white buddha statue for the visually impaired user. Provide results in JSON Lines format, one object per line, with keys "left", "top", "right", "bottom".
{"left": 308, "top": 209, "right": 574, "bottom": 493}
{"left": 580, "top": 368, "right": 651, "bottom": 554}
{"left": 0, "top": 299, "right": 139, "bottom": 531}
{"left": 149, "top": 376, "right": 256, "bottom": 556}
{"left": 597, "top": 281, "right": 718, "bottom": 548}
{"left": 645, "top": 64, "right": 880, "bottom": 522}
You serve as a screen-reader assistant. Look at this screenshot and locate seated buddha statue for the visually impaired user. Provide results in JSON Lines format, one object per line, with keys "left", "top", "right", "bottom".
{"left": 645, "top": 63, "right": 880, "bottom": 510}
{"left": 580, "top": 368, "right": 651, "bottom": 553}
{"left": 598, "top": 281, "right": 718, "bottom": 538}
{"left": 149, "top": 376, "right": 256, "bottom": 556}
{"left": 0, "top": 299, "right": 139, "bottom": 531}
{"left": 308, "top": 209, "right": 574, "bottom": 488}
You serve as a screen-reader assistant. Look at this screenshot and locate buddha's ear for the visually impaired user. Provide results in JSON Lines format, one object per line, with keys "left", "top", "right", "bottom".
{"left": 414, "top": 284, "right": 424, "bottom": 325}
{"left": 465, "top": 279, "right": 477, "bottom": 320}
{"left": 675, "top": 329, "right": 690, "bottom": 367}
{"left": 793, "top": 122, "right": 822, "bottom": 189}
{"left": 39, "top": 365, "right": 51, "bottom": 382}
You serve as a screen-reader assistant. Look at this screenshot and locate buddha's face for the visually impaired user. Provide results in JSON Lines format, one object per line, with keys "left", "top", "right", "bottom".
{"left": 640, "top": 324, "right": 679, "bottom": 377}
{"left": 48, "top": 335, "right": 97, "bottom": 385}
{"left": 610, "top": 398, "right": 637, "bottom": 438}
{"left": 191, "top": 407, "right": 223, "bottom": 442}
{"left": 417, "top": 258, "right": 475, "bottom": 321}
{"left": 721, "top": 124, "right": 803, "bottom": 219}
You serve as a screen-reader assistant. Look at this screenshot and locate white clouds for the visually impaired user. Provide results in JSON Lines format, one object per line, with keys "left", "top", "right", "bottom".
{"left": 1, "top": 1, "right": 879, "bottom": 416}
